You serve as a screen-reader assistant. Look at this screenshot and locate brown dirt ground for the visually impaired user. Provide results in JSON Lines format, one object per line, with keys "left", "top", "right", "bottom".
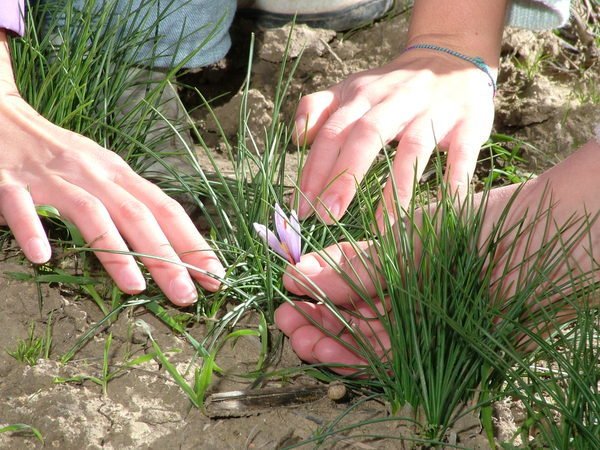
{"left": 1, "top": 5, "right": 598, "bottom": 449}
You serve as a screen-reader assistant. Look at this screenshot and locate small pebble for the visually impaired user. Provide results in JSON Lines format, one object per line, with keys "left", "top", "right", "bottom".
{"left": 327, "top": 381, "right": 347, "bottom": 402}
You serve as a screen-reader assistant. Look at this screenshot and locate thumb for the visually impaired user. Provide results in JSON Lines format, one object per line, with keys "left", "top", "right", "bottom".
{"left": 283, "top": 241, "right": 384, "bottom": 304}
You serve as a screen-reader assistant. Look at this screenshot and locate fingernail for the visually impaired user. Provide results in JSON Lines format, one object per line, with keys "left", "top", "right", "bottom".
{"left": 206, "top": 260, "right": 226, "bottom": 280}
{"left": 297, "top": 192, "right": 315, "bottom": 219}
{"left": 124, "top": 271, "right": 146, "bottom": 293}
{"left": 317, "top": 194, "right": 342, "bottom": 222}
{"left": 170, "top": 276, "right": 198, "bottom": 305}
{"left": 26, "top": 237, "right": 51, "bottom": 264}
{"left": 202, "top": 260, "right": 226, "bottom": 291}
{"left": 295, "top": 255, "right": 323, "bottom": 277}
{"left": 298, "top": 200, "right": 310, "bottom": 219}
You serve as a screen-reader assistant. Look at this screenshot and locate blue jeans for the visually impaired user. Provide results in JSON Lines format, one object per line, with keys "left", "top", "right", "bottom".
{"left": 48, "top": 0, "right": 236, "bottom": 68}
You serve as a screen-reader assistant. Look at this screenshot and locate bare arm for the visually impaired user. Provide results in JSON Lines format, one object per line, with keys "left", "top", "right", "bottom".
{"left": 407, "top": 0, "right": 508, "bottom": 70}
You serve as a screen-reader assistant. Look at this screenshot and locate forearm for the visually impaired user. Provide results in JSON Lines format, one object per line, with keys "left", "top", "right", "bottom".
{"left": 407, "top": 0, "right": 510, "bottom": 72}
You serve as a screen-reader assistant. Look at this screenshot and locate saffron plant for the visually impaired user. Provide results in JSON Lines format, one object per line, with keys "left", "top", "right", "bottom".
{"left": 254, "top": 204, "right": 302, "bottom": 264}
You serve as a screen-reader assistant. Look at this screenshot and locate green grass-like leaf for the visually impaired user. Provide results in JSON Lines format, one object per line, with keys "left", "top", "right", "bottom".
{"left": 0, "top": 423, "right": 44, "bottom": 443}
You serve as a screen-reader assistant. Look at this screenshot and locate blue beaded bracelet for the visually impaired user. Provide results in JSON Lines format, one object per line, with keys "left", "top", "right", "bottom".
{"left": 404, "top": 43, "right": 497, "bottom": 96}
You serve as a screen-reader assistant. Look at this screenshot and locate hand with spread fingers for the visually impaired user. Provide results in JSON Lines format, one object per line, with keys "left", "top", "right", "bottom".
{"left": 293, "top": 0, "right": 507, "bottom": 227}
{"left": 0, "top": 30, "right": 225, "bottom": 306}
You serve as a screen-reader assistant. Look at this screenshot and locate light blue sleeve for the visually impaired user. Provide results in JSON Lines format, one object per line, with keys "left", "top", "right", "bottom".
{"left": 506, "top": 0, "right": 571, "bottom": 30}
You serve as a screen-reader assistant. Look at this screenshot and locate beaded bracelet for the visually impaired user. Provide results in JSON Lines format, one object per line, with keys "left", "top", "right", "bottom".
{"left": 404, "top": 43, "right": 497, "bottom": 96}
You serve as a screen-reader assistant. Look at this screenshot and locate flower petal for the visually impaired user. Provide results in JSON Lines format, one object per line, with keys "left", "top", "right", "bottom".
{"left": 273, "top": 204, "right": 302, "bottom": 264}
{"left": 286, "top": 210, "right": 302, "bottom": 264}
{"left": 273, "top": 203, "right": 288, "bottom": 241}
{"left": 253, "top": 223, "right": 289, "bottom": 261}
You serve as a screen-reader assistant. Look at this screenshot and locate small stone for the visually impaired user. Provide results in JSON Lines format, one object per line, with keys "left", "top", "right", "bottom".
{"left": 327, "top": 381, "right": 347, "bottom": 402}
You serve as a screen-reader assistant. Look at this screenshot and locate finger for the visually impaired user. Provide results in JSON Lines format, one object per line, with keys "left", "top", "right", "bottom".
{"left": 291, "top": 326, "right": 369, "bottom": 372}
{"left": 38, "top": 180, "right": 147, "bottom": 295}
{"left": 275, "top": 300, "right": 388, "bottom": 339}
{"left": 444, "top": 117, "right": 491, "bottom": 201}
{"left": 296, "top": 98, "right": 374, "bottom": 219}
{"left": 313, "top": 329, "right": 391, "bottom": 366}
{"left": 276, "top": 302, "right": 344, "bottom": 337}
{"left": 283, "top": 241, "right": 384, "bottom": 304}
{"left": 0, "top": 185, "right": 51, "bottom": 264}
{"left": 292, "top": 69, "right": 391, "bottom": 147}
{"left": 376, "top": 120, "right": 439, "bottom": 230}
{"left": 276, "top": 301, "right": 391, "bottom": 372}
{"left": 351, "top": 299, "right": 391, "bottom": 335}
{"left": 314, "top": 92, "right": 426, "bottom": 223}
{"left": 287, "top": 322, "right": 390, "bottom": 373}
{"left": 277, "top": 312, "right": 367, "bottom": 369}
{"left": 92, "top": 182, "right": 201, "bottom": 306}
{"left": 118, "top": 174, "right": 225, "bottom": 291}
{"left": 287, "top": 325, "right": 324, "bottom": 365}
{"left": 292, "top": 89, "right": 339, "bottom": 146}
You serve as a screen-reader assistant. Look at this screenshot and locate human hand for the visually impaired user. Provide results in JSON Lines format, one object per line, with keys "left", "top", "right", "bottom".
{"left": 0, "top": 35, "right": 225, "bottom": 306}
{"left": 293, "top": 48, "right": 495, "bottom": 228}
{"left": 275, "top": 242, "right": 389, "bottom": 373}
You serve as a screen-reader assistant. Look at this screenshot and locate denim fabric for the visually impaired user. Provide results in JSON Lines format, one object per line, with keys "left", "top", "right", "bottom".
{"left": 506, "top": 0, "right": 570, "bottom": 30}
{"left": 51, "top": 0, "right": 236, "bottom": 68}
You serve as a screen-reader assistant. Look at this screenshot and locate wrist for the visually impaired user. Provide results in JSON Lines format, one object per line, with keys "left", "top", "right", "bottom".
{"left": 403, "top": 44, "right": 497, "bottom": 94}
{"left": 407, "top": 0, "right": 509, "bottom": 70}
{"left": 406, "top": 34, "right": 501, "bottom": 75}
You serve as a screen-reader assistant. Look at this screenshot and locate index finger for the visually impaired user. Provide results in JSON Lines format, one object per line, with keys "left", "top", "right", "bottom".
{"left": 283, "top": 241, "right": 383, "bottom": 304}
{"left": 293, "top": 89, "right": 339, "bottom": 145}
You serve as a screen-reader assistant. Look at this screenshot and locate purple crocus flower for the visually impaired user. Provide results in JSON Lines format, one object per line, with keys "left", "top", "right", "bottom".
{"left": 253, "top": 204, "right": 302, "bottom": 264}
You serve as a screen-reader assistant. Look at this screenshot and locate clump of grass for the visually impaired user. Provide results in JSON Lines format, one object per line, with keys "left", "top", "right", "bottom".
{"left": 7, "top": 320, "right": 52, "bottom": 366}
{"left": 480, "top": 134, "right": 534, "bottom": 186}
{"left": 135, "top": 313, "right": 269, "bottom": 408}
{"left": 55, "top": 330, "right": 164, "bottom": 396}
{"left": 512, "top": 50, "right": 551, "bottom": 84}
{"left": 572, "top": 77, "right": 600, "bottom": 104}
{"left": 12, "top": 0, "right": 221, "bottom": 157}
{"left": 283, "top": 153, "right": 600, "bottom": 445}
{"left": 502, "top": 298, "right": 600, "bottom": 449}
